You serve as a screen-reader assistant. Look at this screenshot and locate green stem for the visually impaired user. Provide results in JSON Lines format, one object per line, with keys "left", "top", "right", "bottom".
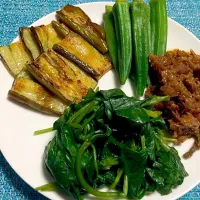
{"left": 158, "top": 129, "right": 165, "bottom": 136}
{"left": 91, "top": 144, "right": 99, "bottom": 179}
{"left": 76, "top": 137, "right": 126, "bottom": 198}
{"left": 34, "top": 127, "right": 53, "bottom": 135}
{"left": 100, "top": 157, "right": 119, "bottom": 170}
{"left": 66, "top": 122, "right": 83, "bottom": 129}
{"left": 123, "top": 175, "right": 128, "bottom": 195}
{"left": 141, "top": 96, "right": 170, "bottom": 107}
{"left": 143, "top": 108, "right": 162, "bottom": 118}
{"left": 80, "top": 112, "right": 97, "bottom": 130}
{"left": 109, "top": 168, "right": 124, "bottom": 190}
{"left": 83, "top": 124, "right": 89, "bottom": 135}
{"left": 35, "top": 182, "right": 59, "bottom": 191}
{"left": 162, "top": 137, "right": 177, "bottom": 143}
{"left": 68, "top": 100, "right": 98, "bottom": 124}
{"left": 141, "top": 135, "right": 146, "bottom": 150}
{"left": 155, "top": 134, "right": 170, "bottom": 152}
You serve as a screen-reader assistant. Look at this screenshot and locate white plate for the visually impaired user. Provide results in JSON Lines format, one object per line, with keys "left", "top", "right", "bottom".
{"left": 0, "top": 2, "right": 200, "bottom": 200}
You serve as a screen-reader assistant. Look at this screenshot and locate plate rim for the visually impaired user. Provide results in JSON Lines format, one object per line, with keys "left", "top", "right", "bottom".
{"left": 1, "top": 2, "right": 200, "bottom": 200}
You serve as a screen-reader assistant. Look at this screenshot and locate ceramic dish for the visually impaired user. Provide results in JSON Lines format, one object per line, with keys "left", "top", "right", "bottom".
{"left": 0, "top": 2, "right": 200, "bottom": 200}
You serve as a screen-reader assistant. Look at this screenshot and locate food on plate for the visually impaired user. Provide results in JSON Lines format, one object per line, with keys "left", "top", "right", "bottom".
{"left": 0, "top": 40, "right": 69, "bottom": 114}
{"left": 27, "top": 49, "right": 97, "bottom": 103}
{"left": 103, "top": 6, "right": 118, "bottom": 69}
{"left": 20, "top": 22, "right": 65, "bottom": 59}
{"left": 104, "top": 0, "right": 167, "bottom": 97}
{"left": 52, "top": 21, "right": 103, "bottom": 78}
{"left": 20, "top": 27, "right": 41, "bottom": 59}
{"left": 150, "top": 0, "right": 168, "bottom": 56}
{"left": 130, "top": 0, "right": 151, "bottom": 97}
{"left": 30, "top": 22, "right": 63, "bottom": 52}
{"left": 53, "top": 28, "right": 112, "bottom": 80}
{"left": 41, "top": 88, "right": 187, "bottom": 199}
{"left": 9, "top": 69, "right": 67, "bottom": 115}
{"left": 1, "top": 4, "right": 112, "bottom": 114}
{"left": 0, "top": 42, "right": 32, "bottom": 76}
{"left": 0, "top": 1, "right": 197, "bottom": 199}
{"left": 51, "top": 21, "right": 69, "bottom": 38}
{"left": 146, "top": 49, "right": 200, "bottom": 158}
{"left": 57, "top": 4, "right": 108, "bottom": 54}
{"left": 112, "top": 0, "right": 132, "bottom": 85}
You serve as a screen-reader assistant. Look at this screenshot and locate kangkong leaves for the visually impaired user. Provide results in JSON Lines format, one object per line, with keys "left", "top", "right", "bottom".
{"left": 121, "top": 147, "right": 148, "bottom": 198}
{"left": 43, "top": 89, "right": 187, "bottom": 200}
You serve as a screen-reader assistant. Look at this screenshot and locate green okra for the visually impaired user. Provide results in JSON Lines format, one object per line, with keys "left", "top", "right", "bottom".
{"left": 113, "top": 0, "right": 132, "bottom": 85}
{"left": 131, "top": 0, "right": 151, "bottom": 97}
{"left": 103, "top": 6, "right": 118, "bottom": 70}
{"left": 150, "top": 0, "right": 168, "bottom": 55}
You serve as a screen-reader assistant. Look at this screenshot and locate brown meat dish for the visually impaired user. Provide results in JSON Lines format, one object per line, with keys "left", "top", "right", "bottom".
{"left": 146, "top": 49, "right": 200, "bottom": 158}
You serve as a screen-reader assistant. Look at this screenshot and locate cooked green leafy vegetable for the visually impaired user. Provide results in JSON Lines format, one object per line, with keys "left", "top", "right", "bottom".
{"left": 35, "top": 182, "right": 59, "bottom": 191}
{"left": 43, "top": 89, "right": 187, "bottom": 199}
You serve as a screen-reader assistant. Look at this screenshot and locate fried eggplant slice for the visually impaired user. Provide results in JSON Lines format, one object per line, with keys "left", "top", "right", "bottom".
{"left": 57, "top": 4, "right": 108, "bottom": 54}
{"left": 52, "top": 20, "right": 69, "bottom": 38}
{"left": 20, "top": 27, "right": 41, "bottom": 59}
{"left": 0, "top": 41, "right": 32, "bottom": 76}
{"left": 8, "top": 69, "right": 68, "bottom": 115}
{"left": 27, "top": 49, "right": 97, "bottom": 103}
{"left": 53, "top": 30, "right": 112, "bottom": 80}
{"left": 30, "top": 26, "right": 45, "bottom": 53}
{"left": 53, "top": 44, "right": 99, "bottom": 78}
{"left": 45, "top": 23, "right": 63, "bottom": 48}
{"left": 31, "top": 23, "right": 63, "bottom": 52}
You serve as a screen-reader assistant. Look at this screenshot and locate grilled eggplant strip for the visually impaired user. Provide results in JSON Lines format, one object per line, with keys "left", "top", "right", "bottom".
{"left": 58, "top": 4, "right": 106, "bottom": 39}
{"left": 32, "top": 23, "right": 63, "bottom": 52}
{"left": 10, "top": 42, "right": 32, "bottom": 71}
{"left": 45, "top": 23, "right": 63, "bottom": 48}
{"left": 52, "top": 21, "right": 108, "bottom": 78}
{"left": 30, "top": 26, "right": 45, "bottom": 53}
{"left": 9, "top": 70, "right": 68, "bottom": 115}
{"left": 20, "top": 22, "right": 63, "bottom": 60}
{"left": 0, "top": 41, "right": 68, "bottom": 115}
{"left": 53, "top": 30, "right": 112, "bottom": 80}
{"left": 27, "top": 49, "right": 97, "bottom": 103}
{"left": 17, "top": 69, "right": 33, "bottom": 79}
{"left": 57, "top": 4, "right": 108, "bottom": 54}
{"left": 53, "top": 44, "right": 99, "bottom": 78}
{"left": 0, "top": 42, "right": 32, "bottom": 76}
{"left": 0, "top": 46, "right": 18, "bottom": 76}
{"left": 48, "top": 50, "right": 96, "bottom": 88}
{"left": 20, "top": 28, "right": 41, "bottom": 59}
{"left": 52, "top": 20, "right": 69, "bottom": 38}
{"left": 52, "top": 22, "right": 105, "bottom": 78}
